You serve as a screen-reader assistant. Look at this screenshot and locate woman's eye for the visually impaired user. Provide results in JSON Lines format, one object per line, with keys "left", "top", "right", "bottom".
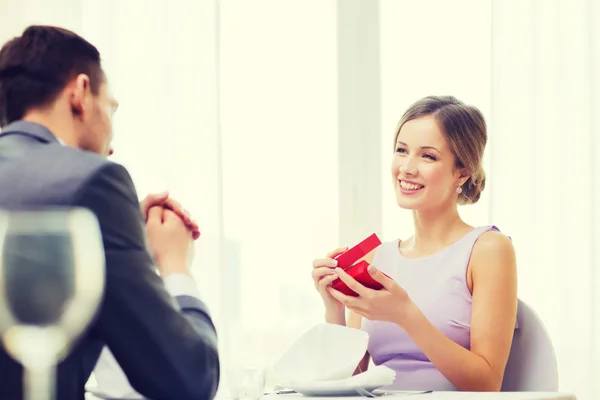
{"left": 423, "top": 153, "right": 437, "bottom": 161}
{"left": 396, "top": 148, "right": 407, "bottom": 154}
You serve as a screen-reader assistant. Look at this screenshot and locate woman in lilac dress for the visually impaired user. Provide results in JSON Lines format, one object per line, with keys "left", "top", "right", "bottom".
{"left": 311, "top": 96, "right": 518, "bottom": 391}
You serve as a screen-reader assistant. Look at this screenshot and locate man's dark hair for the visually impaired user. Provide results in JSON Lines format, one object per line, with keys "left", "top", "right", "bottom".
{"left": 0, "top": 25, "right": 104, "bottom": 127}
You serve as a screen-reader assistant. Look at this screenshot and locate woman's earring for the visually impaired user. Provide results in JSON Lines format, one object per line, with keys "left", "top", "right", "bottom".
{"left": 456, "top": 186, "right": 463, "bottom": 194}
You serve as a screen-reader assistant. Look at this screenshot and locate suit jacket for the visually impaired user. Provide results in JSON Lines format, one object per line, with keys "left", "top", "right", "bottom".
{"left": 0, "top": 121, "right": 220, "bottom": 400}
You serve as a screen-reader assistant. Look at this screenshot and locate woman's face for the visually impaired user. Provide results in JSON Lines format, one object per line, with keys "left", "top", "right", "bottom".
{"left": 391, "top": 116, "right": 466, "bottom": 211}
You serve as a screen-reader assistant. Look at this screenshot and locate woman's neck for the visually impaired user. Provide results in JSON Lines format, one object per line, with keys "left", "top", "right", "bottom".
{"left": 407, "top": 203, "right": 470, "bottom": 253}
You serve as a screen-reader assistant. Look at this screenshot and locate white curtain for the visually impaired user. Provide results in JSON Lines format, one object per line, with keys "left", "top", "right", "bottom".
{"left": 491, "top": 1, "right": 599, "bottom": 399}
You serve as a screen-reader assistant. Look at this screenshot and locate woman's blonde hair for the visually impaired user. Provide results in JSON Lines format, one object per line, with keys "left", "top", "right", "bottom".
{"left": 394, "top": 96, "right": 487, "bottom": 205}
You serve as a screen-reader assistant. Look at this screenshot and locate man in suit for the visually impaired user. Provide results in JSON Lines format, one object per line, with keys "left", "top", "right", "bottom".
{"left": 0, "top": 25, "right": 220, "bottom": 400}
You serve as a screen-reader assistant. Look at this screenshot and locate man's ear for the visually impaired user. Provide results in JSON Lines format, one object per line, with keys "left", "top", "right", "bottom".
{"left": 70, "top": 74, "right": 92, "bottom": 118}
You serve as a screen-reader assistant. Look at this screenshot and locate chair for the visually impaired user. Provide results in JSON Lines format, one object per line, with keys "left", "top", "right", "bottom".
{"left": 501, "top": 299, "right": 559, "bottom": 391}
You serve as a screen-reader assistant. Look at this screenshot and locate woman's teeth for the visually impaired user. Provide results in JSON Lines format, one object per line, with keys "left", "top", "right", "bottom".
{"left": 400, "top": 181, "right": 424, "bottom": 190}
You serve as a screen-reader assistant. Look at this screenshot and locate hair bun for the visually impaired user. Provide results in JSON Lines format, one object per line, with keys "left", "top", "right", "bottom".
{"left": 459, "top": 169, "right": 486, "bottom": 205}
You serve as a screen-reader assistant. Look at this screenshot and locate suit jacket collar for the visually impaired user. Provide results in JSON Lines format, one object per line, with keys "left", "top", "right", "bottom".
{"left": 0, "top": 121, "right": 60, "bottom": 144}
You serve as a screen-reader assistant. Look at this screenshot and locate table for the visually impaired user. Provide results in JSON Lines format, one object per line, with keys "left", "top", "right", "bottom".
{"left": 260, "top": 392, "right": 576, "bottom": 400}
{"left": 86, "top": 391, "right": 576, "bottom": 400}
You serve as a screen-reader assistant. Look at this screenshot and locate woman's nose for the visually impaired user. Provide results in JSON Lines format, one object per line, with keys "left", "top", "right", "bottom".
{"left": 398, "top": 157, "right": 417, "bottom": 176}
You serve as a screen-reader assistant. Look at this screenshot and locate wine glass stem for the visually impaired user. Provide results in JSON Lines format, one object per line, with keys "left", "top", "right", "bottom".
{"left": 25, "top": 364, "right": 55, "bottom": 400}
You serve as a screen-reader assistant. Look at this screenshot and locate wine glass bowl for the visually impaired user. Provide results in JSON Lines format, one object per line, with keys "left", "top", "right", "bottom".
{"left": 0, "top": 208, "right": 106, "bottom": 400}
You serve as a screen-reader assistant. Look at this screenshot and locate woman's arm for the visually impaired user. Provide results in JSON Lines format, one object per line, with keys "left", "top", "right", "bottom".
{"left": 400, "top": 231, "right": 518, "bottom": 391}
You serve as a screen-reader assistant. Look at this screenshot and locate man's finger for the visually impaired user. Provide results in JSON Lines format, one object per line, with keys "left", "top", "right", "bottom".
{"left": 180, "top": 214, "right": 199, "bottom": 236}
{"left": 140, "top": 192, "right": 169, "bottom": 217}
{"left": 147, "top": 206, "right": 164, "bottom": 224}
{"left": 163, "top": 209, "right": 181, "bottom": 222}
{"left": 164, "top": 198, "right": 183, "bottom": 214}
{"left": 146, "top": 192, "right": 169, "bottom": 204}
{"left": 163, "top": 210, "right": 193, "bottom": 237}
{"left": 163, "top": 198, "right": 199, "bottom": 232}
{"left": 334, "top": 267, "right": 370, "bottom": 297}
{"left": 185, "top": 217, "right": 200, "bottom": 234}
{"left": 182, "top": 210, "right": 193, "bottom": 225}
{"left": 367, "top": 265, "right": 395, "bottom": 290}
{"left": 192, "top": 228, "right": 201, "bottom": 240}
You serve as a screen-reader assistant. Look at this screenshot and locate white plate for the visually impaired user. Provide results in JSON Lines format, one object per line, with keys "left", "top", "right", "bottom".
{"left": 279, "top": 365, "right": 396, "bottom": 397}
{"left": 287, "top": 383, "right": 385, "bottom": 397}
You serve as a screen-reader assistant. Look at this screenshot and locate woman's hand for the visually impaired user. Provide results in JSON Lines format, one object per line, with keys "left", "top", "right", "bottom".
{"left": 311, "top": 248, "right": 347, "bottom": 320}
{"left": 327, "top": 264, "right": 415, "bottom": 325}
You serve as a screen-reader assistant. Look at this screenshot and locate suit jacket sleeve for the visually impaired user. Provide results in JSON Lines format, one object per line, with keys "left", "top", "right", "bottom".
{"left": 73, "top": 161, "right": 220, "bottom": 400}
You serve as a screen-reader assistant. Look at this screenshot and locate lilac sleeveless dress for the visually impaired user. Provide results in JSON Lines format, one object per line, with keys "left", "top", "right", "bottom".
{"left": 361, "top": 225, "right": 506, "bottom": 391}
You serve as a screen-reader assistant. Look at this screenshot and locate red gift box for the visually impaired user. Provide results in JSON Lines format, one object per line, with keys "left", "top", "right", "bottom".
{"left": 331, "top": 260, "right": 385, "bottom": 296}
{"left": 330, "top": 233, "right": 386, "bottom": 297}
{"left": 333, "top": 233, "right": 381, "bottom": 268}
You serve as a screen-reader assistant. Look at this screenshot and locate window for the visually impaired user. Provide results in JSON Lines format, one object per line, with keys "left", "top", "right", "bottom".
{"left": 219, "top": 0, "right": 338, "bottom": 371}
{"left": 82, "top": 0, "right": 224, "bottom": 337}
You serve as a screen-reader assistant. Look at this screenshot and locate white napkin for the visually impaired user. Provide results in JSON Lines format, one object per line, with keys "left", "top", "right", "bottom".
{"left": 287, "top": 365, "right": 396, "bottom": 389}
{"left": 85, "top": 347, "right": 143, "bottom": 400}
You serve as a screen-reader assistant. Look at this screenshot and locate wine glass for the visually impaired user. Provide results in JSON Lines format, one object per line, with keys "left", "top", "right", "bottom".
{"left": 227, "top": 365, "right": 266, "bottom": 400}
{"left": 0, "top": 208, "right": 106, "bottom": 400}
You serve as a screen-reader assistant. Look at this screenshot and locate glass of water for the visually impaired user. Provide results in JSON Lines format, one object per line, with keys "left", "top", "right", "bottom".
{"left": 0, "top": 208, "right": 105, "bottom": 400}
{"left": 228, "top": 365, "right": 266, "bottom": 400}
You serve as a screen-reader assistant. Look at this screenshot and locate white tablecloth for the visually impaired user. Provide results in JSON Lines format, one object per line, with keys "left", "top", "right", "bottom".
{"left": 86, "top": 391, "right": 576, "bottom": 400}
{"left": 261, "top": 392, "right": 575, "bottom": 400}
